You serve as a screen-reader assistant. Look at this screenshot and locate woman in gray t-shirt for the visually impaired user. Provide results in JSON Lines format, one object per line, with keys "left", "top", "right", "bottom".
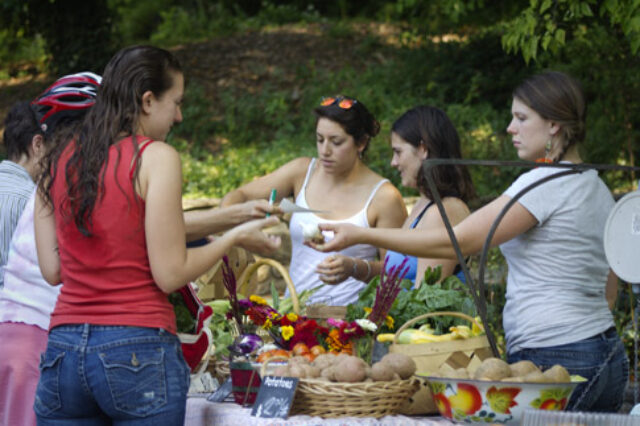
{"left": 311, "top": 71, "right": 629, "bottom": 413}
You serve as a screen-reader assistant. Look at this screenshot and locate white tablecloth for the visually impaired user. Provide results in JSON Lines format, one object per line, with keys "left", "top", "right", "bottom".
{"left": 185, "top": 395, "right": 457, "bottom": 426}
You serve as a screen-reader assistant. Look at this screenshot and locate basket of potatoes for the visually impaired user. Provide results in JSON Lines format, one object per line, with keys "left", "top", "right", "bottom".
{"left": 420, "top": 357, "right": 583, "bottom": 425}
{"left": 261, "top": 352, "right": 420, "bottom": 418}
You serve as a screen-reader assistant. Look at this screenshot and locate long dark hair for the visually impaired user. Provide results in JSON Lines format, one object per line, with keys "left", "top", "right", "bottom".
{"left": 39, "top": 45, "right": 182, "bottom": 236}
{"left": 313, "top": 95, "right": 380, "bottom": 157}
{"left": 392, "top": 106, "right": 475, "bottom": 202}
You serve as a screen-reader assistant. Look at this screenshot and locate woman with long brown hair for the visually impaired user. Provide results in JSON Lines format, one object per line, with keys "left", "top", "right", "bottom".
{"left": 33, "top": 45, "right": 280, "bottom": 425}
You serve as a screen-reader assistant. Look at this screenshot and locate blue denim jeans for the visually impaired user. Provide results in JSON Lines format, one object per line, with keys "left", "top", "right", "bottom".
{"left": 35, "top": 324, "right": 190, "bottom": 426}
{"left": 507, "top": 327, "right": 629, "bottom": 413}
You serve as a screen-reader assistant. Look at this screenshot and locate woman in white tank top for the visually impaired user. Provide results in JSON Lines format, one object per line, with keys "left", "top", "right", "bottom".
{"left": 221, "top": 95, "right": 406, "bottom": 305}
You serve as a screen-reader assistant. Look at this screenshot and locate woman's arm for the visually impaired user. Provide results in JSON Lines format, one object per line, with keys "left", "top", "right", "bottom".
{"left": 605, "top": 269, "right": 618, "bottom": 310}
{"left": 184, "top": 199, "right": 280, "bottom": 241}
{"left": 141, "top": 143, "right": 281, "bottom": 294}
{"left": 414, "top": 197, "right": 470, "bottom": 286}
{"left": 220, "top": 157, "right": 310, "bottom": 207}
{"left": 34, "top": 191, "right": 61, "bottom": 285}
{"left": 313, "top": 195, "right": 538, "bottom": 258}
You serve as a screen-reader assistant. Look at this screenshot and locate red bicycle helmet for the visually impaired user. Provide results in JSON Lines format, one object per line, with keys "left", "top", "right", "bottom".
{"left": 31, "top": 71, "right": 101, "bottom": 133}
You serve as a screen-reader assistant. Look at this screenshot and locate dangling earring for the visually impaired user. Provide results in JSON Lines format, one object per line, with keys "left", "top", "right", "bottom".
{"left": 358, "top": 150, "right": 363, "bottom": 159}
{"left": 544, "top": 139, "right": 552, "bottom": 161}
{"left": 536, "top": 139, "right": 553, "bottom": 164}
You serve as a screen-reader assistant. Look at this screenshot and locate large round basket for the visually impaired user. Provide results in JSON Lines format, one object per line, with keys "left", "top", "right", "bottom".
{"left": 289, "top": 377, "right": 420, "bottom": 418}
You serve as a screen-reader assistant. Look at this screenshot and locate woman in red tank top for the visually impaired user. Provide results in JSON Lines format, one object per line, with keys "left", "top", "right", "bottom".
{"left": 33, "top": 45, "right": 281, "bottom": 425}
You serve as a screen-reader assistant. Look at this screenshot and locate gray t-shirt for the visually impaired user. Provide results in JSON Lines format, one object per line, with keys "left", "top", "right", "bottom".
{"left": 500, "top": 165, "right": 615, "bottom": 354}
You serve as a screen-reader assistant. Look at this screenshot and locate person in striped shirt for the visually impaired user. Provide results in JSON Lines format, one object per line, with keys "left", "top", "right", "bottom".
{"left": 0, "top": 102, "right": 45, "bottom": 289}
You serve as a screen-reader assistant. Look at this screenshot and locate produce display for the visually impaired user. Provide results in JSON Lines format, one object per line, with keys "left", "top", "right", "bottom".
{"left": 377, "top": 322, "right": 483, "bottom": 344}
{"left": 423, "top": 358, "right": 584, "bottom": 424}
{"left": 271, "top": 352, "right": 417, "bottom": 382}
{"left": 430, "top": 357, "right": 582, "bottom": 384}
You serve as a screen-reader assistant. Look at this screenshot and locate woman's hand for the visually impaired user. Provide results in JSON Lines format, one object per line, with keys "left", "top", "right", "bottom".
{"left": 236, "top": 199, "right": 283, "bottom": 221}
{"left": 306, "top": 223, "right": 360, "bottom": 252}
{"left": 316, "top": 254, "right": 354, "bottom": 285}
{"left": 229, "top": 216, "right": 282, "bottom": 256}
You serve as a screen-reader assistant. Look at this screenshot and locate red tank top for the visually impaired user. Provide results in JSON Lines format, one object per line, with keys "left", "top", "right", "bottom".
{"left": 49, "top": 136, "right": 176, "bottom": 333}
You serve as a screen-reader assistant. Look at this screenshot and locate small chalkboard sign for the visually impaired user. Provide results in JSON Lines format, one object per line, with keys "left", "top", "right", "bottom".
{"left": 250, "top": 376, "right": 299, "bottom": 419}
{"left": 207, "top": 377, "right": 233, "bottom": 403}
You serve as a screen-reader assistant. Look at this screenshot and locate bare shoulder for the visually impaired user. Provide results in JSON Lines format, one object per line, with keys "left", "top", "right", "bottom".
{"left": 373, "top": 180, "right": 405, "bottom": 206}
{"left": 419, "top": 196, "right": 470, "bottom": 228}
{"left": 281, "top": 156, "right": 313, "bottom": 177}
{"left": 368, "top": 179, "right": 407, "bottom": 227}
{"left": 142, "top": 140, "right": 179, "bottom": 158}
{"left": 442, "top": 197, "right": 471, "bottom": 216}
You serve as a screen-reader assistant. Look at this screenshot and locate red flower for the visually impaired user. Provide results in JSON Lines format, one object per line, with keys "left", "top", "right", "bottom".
{"left": 289, "top": 320, "right": 328, "bottom": 348}
{"left": 337, "top": 321, "right": 365, "bottom": 344}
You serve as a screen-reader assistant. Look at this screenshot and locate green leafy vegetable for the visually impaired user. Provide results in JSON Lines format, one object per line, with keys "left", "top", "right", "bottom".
{"left": 346, "top": 266, "right": 477, "bottom": 334}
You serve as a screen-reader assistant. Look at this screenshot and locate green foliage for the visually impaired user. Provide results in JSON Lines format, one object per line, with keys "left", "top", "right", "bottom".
{"left": 346, "top": 266, "right": 481, "bottom": 335}
{"left": 502, "top": 0, "right": 640, "bottom": 62}
{"left": 108, "top": 0, "right": 174, "bottom": 44}
{"left": 151, "top": 4, "right": 240, "bottom": 46}
{"left": 0, "top": 31, "right": 47, "bottom": 78}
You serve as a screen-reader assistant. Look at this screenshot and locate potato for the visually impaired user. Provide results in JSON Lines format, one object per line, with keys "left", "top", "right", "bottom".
{"left": 522, "top": 370, "right": 550, "bottom": 383}
{"left": 370, "top": 362, "right": 396, "bottom": 381}
{"left": 451, "top": 368, "right": 470, "bottom": 379}
{"left": 501, "top": 376, "right": 524, "bottom": 382}
{"left": 543, "top": 364, "right": 571, "bottom": 383}
{"left": 273, "top": 365, "right": 290, "bottom": 377}
{"left": 288, "top": 364, "right": 306, "bottom": 378}
{"left": 289, "top": 355, "right": 310, "bottom": 365}
{"left": 320, "top": 367, "right": 334, "bottom": 381}
{"left": 312, "top": 354, "right": 334, "bottom": 370}
{"left": 303, "top": 364, "right": 321, "bottom": 378}
{"left": 472, "top": 357, "right": 511, "bottom": 381}
{"left": 508, "top": 360, "right": 540, "bottom": 377}
{"left": 380, "top": 353, "right": 417, "bottom": 379}
{"left": 333, "top": 356, "right": 367, "bottom": 382}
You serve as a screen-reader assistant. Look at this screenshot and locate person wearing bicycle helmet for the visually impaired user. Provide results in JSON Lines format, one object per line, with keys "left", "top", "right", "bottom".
{"left": 0, "top": 72, "right": 101, "bottom": 426}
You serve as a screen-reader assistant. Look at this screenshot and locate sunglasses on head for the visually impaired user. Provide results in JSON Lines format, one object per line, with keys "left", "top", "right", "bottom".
{"left": 320, "top": 96, "right": 357, "bottom": 109}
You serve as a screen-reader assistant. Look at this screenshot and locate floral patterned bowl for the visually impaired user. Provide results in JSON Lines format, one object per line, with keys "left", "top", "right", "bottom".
{"left": 421, "top": 375, "right": 579, "bottom": 425}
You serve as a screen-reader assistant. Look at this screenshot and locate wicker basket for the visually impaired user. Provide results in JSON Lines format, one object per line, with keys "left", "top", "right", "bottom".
{"left": 290, "top": 377, "right": 420, "bottom": 418}
{"left": 389, "top": 311, "right": 493, "bottom": 415}
{"left": 210, "top": 356, "right": 230, "bottom": 384}
{"left": 260, "top": 357, "right": 420, "bottom": 418}
{"left": 237, "top": 258, "right": 299, "bottom": 314}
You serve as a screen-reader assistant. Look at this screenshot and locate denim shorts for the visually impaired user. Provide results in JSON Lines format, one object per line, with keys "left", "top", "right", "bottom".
{"left": 507, "top": 327, "right": 629, "bottom": 413}
{"left": 34, "top": 324, "right": 190, "bottom": 426}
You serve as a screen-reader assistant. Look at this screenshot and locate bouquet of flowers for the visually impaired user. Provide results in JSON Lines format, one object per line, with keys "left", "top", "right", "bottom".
{"left": 325, "top": 257, "right": 410, "bottom": 362}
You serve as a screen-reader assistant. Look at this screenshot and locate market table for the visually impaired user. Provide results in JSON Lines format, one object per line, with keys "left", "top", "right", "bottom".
{"left": 185, "top": 395, "right": 457, "bottom": 425}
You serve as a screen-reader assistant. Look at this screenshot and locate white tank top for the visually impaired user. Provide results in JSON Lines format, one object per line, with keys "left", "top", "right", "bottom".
{"left": 288, "top": 158, "right": 387, "bottom": 306}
